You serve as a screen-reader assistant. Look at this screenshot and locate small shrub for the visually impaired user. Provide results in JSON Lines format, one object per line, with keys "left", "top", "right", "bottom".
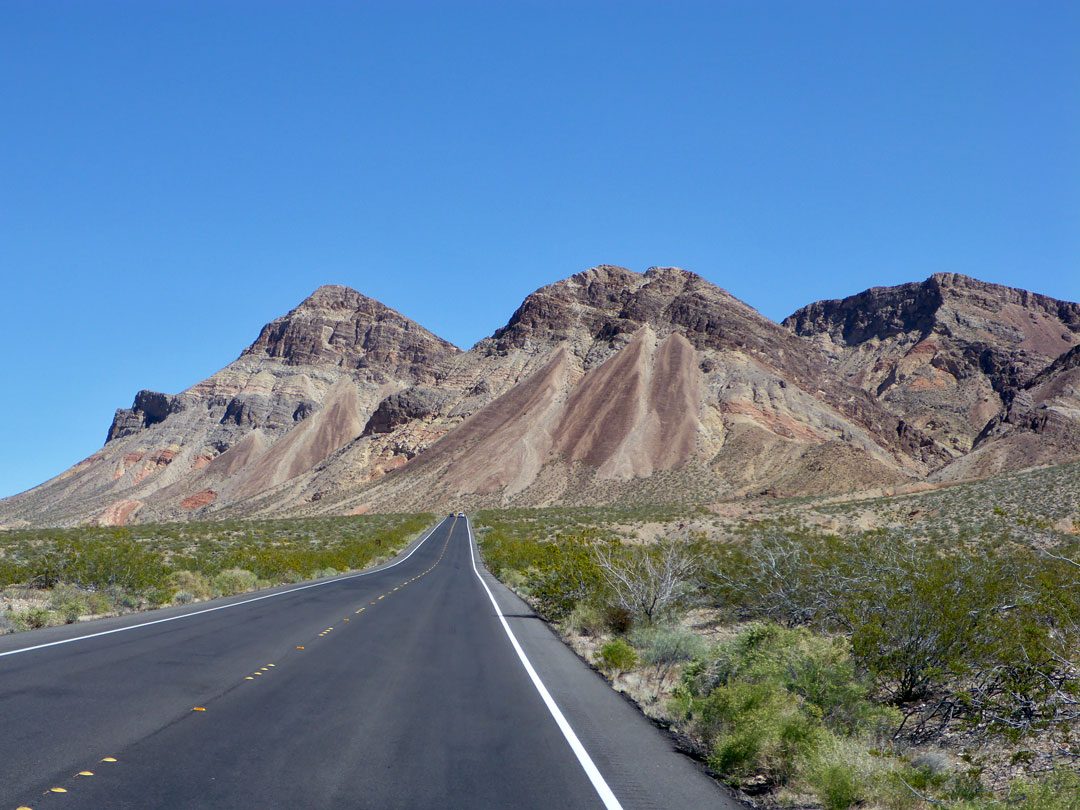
{"left": 703, "top": 680, "right": 822, "bottom": 783}
{"left": 167, "top": 571, "right": 212, "bottom": 601}
{"left": 57, "top": 601, "right": 85, "bottom": 624}
{"left": 676, "top": 623, "right": 893, "bottom": 787}
{"left": 87, "top": 591, "right": 112, "bottom": 614}
{"left": 565, "top": 603, "right": 607, "bottom": 637}
{"left": 211, "top": 568, "right": 258, "bottom": 596}
{"left": 24, "top": 607, "right": 52, "bottom": 629}
{"left": 814, "top": 762, "right": 862, "bottom": 810}
{"left": 596, "top": 638, "right": 638, "bottom": 675}
{"left": 805, "top": 737, "right": 878, "bottom": 810}
{"left": 631, "top": 624, "right": 708, "bottom": 681}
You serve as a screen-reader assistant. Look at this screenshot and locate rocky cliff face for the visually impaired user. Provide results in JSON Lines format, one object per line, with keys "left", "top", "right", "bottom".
{"left": 2, "top": 268, "right": 1077, "bottom": 527}
{"left": 784, "top": 273, "right": 1080, "bottom": 474}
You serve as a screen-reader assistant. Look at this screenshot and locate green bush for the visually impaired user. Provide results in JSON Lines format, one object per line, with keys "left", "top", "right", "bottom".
{"left": 167, "top": 570, "right": 212, "bottom": 601}
{"left": 211, "top": 568, "right": 258, "bottom": 596}
{"left": 674, "top": 623, "right": 894, "bottom": 786}
{"left": 814, "top": 762, "right": 863, "bottom": 810}
{"left": 565, "top": 603, "right": 607, "bottom": 637}
{"left": 704, "top": 678, "right": 822, "bottom": 782}
{"left": 994, "top": 769, "right": 1080, "bottom": 810}
{"left": 23, "top": 607, "right": 52, "bottom": 629}
{"left": 630, "top": 624, "right": 708, "bottom": 681}
{"left": 87, "top": 591, "right": 112, "bottom": 614}
{"left": 596, "top": 638, "right": 638, "bottom": 674}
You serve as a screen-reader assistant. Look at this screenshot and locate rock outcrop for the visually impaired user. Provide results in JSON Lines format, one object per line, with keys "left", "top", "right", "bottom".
{"left": 785, "top": 272, "right": 1080, "bottom": 474}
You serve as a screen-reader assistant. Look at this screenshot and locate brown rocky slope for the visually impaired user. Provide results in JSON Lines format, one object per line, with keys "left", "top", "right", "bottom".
{"left": 2, "top": 268, "right": 1077, "bottom": 527}
{"left": 784, "top": 272, "right": 1080, "bottom": 479}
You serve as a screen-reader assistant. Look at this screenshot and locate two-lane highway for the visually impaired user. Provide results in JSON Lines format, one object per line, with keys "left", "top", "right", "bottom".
{"left": 1, "top": 516, "right": 742, "bottom": 809}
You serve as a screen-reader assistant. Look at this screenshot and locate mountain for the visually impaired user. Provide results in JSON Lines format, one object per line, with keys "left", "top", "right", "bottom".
{"left": 784, "top": 273, "right": 1080, "bottom": 479}
{"left": 0, "top": 286, "right": 458, "bottom": 527}
{"left": 2, "top": 267, "right": 1077, "bottom": 527}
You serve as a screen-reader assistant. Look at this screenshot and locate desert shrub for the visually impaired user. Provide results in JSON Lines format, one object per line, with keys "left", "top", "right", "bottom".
{"left": 991, "top": 768, "right": 1080, "bottom": 810}
{"left": 86, "top": 591, "right": 112, "bottom": 614}
{"left": 630, "top": 624, "right": 708, "bottom": 681}
{"left": 804, "top": 737, "right": 882, "bottom": 810}
{"left": 596, "top": 638, "right": 638, "bottom": 674}
{"left": 23, "top": 607, "right": 52, "bottom": 629}
{"left": 813, "top": 762, "right": 863, "bottom": 810}
{"left": 673, "top": 623, "right": 894, "bottom": 786}
{"left": 211, "top": 568, "right": 258, "bottom": 596}
{"left": 48, "top": 584, "right": 92, "bottom": 623}
{"left": 57, "top": 600, "right": 86, "bottom": 623}
{"left": 565, "top": 603, "right": 607, "bottom": 637}
{"left": 703, "top": 678, "right": 823, "bottom": 783}
{"left": 167, "top": 570, "right": 212, "bottom": 601}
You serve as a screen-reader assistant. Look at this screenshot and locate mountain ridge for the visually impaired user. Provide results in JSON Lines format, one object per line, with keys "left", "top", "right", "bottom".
{"left": 3, "top": 266, "right": 1078, "bottom": 527}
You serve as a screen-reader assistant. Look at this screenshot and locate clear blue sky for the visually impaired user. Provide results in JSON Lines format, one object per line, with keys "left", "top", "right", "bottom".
{"left": 1, "top": 1, "right": 1077, "bottom": 500}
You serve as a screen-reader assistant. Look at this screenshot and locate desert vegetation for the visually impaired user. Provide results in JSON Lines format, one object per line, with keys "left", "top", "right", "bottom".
{"left": 0, "top": 513, "right": 433, "bottom": 633}
{"left": 475, "top": 481, "right": 1080, "bottom": 810}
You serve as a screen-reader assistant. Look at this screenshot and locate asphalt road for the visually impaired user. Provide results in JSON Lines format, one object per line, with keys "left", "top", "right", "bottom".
{"left": 0, "top": 516, "right": 744, "bottom": 809}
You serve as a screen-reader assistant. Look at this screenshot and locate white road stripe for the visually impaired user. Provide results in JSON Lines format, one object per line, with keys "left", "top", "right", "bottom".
{"left": 465, "top": 517, "right": 625, "bottom": 810}
{"left": 0, "top": 517, "right": 448, "bottom": 659}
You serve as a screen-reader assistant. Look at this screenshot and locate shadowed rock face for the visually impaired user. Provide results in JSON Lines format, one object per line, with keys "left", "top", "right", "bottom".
{"left": 362, "top": 387, "right": 445, "bottom": 436}
{"left": 2, "top": 268, "right": 1078, "bottom": 527}
{"left": 107, "top": 390, "right": 184, "bottom": 442}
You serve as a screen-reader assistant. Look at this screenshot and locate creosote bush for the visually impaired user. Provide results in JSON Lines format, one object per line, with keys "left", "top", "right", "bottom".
{"left": 596, "top": 638, "right": 638, "bottom": 675}
{"left": 211, "top": 568, "right": 258, "bottom": 596}
{"left": 673, "top": 623, "right": 896, "bottom": 787}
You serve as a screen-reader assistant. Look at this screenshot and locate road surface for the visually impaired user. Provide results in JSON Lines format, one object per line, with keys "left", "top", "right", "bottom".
{"left": 0, "top": 516, "right": 743, "bottom": 809}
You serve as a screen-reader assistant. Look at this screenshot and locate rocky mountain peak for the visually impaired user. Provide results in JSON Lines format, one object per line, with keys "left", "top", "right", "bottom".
{"left": 241, "top": 285, "right": 459, "bottom": 378}
{"left": 485, "top": 264, "right": 775, "bottom": 358}
{"left": 292, "top": 283, "right": 399, "bottom": 314}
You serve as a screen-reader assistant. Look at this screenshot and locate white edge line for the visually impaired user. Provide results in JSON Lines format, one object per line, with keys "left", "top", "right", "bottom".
{"left": 0, "top": 517, "right": 449, "bottom": 659}
{"left": 465, "top": 517, "right": 624, "bottom": 810}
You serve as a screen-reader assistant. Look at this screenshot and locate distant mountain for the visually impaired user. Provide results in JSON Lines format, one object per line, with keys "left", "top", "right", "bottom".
{"left": 784, "top": 272, "right": 1080, "bottom": 479}
{"left": 2, "top": 267, "right": 1078, "bottom": 527}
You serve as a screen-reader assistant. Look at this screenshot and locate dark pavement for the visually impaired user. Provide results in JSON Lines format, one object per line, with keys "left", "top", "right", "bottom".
{"left": 1, "top": 516, "right": 743, "bottom": 809}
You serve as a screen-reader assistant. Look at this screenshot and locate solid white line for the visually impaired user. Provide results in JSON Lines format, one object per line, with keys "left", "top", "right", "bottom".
{"left": 465, "top": 518, "right": 624, "bottom": 810}
{"left": 0, "top": 517, "right": 449, "bottom": 659}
